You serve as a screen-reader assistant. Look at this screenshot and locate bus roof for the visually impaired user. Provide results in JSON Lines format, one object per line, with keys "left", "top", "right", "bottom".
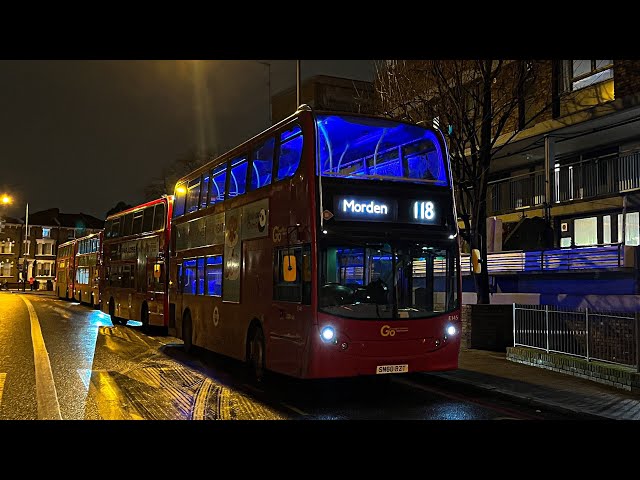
{"left": 105, "top": 196, "right": 173, "bottom": 221}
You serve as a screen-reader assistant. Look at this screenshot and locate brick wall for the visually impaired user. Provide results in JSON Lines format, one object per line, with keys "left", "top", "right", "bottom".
{"left": 613, "top": 60, "right": 640, "bottom": 100}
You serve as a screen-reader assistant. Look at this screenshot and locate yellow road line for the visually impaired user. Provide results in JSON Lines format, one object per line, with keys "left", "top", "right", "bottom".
{"left": 88, "top": 371, "right": 144, "bottom": 420}
{"left": 21, "top": 295, "right": 62, "bottom": 420}
{"left": 0, "top": 373, "right": 6, "bottom": 408}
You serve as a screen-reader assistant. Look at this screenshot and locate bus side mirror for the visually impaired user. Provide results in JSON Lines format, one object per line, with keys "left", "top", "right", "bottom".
{"left": 283, "top": 255, "right": 297, "bottom": 282}
{"left": 154, "top": 263, "right": 162, "bottom": 279}
{"left": 471, "top": 249, "right": 482, "bottom": 274}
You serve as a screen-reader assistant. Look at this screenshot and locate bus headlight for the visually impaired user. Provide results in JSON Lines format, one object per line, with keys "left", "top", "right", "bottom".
{"left": 446, "top": 324, "right": 457, "bottom": 336}
{"left": 320, "top": 326, "right": 336, "bottom": 343}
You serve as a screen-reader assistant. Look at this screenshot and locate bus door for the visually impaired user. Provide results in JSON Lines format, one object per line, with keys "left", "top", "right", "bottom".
{"left": 269, "top": 244, "right": 312, "bottom": 376}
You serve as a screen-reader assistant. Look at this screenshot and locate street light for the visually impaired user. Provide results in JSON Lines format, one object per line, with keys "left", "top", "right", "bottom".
{"left": 1, "top": 194, "right": 11, "bottom": 205}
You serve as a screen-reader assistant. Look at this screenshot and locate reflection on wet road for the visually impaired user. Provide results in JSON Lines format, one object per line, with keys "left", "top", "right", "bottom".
{"left": 86, "top": 326, "right": 286, "bottom": 420}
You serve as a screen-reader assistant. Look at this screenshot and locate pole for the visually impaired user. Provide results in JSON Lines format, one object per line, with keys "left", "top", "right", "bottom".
{"left": 256, "top": 61, "right": 272, "bottom": 125}
{"left": 296, "top": 60, "right": 301, "bottom": 107}
{"left": 23, "top": 202, "right": 28, "bottom": 291}
{"left": 544, "top": 135, "right": 554, "bottom": 222}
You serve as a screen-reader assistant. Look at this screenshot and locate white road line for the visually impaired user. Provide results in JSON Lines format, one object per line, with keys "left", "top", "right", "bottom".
{"left": 280, "top": 403, "right": 308, "bottom": 416}
{"left": 21, "top": 295, "right": 62, "bottom": 420}
{"left": 0, "top": 373, "right": 6, "bottom": 408}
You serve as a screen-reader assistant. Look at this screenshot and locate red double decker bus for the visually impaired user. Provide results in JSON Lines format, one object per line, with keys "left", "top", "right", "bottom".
{"left": 100, "top": 196, "right": 173, "bottom": 331}
{"left": 56, "top": 239, "right": 77, "bottom": 300}
{"left": 73, "top": 231, "right": 103, "bottom": 308}
{"left": 170, "top": 106, "right": 461, "bottom": 380}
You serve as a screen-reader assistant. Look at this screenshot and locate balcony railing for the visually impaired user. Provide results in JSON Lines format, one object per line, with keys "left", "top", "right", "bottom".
{"left": 458, "top": 243, "right": 630, "bottom": 275}
{"left": 484, "top": 152, "right": 640, "bottom": 216}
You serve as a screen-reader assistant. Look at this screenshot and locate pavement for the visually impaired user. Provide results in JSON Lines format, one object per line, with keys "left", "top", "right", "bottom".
{"left": 430, "top": 348, "right": 640, "bottom": 420}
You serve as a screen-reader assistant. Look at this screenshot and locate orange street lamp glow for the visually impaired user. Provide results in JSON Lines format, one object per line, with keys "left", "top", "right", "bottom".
{"left": 1, "top": 195, "right": 11, "bottom": 205}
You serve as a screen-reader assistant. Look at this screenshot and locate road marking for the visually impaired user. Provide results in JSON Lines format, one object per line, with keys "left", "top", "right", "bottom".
{"left": 88, "top": 370, "right": 144, "bottom": 420}
{"left": 0, "top": 373, "right": 6, "bottom": 408}
{"left": 281, "top": 403, "right": 308, "bottom": 416}
{"left": 193, "top": 379, "right": 214, "bottom": 420}
{"left": 21, "top": 295, "right": 62, "bottom": 420}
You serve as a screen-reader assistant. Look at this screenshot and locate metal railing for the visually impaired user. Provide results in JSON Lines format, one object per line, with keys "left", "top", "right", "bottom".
{"left": 485, "top": 152, "right": 640, "bottom": 215}
{"left": 459, "top": 243, "right": 627, "bottom": 275}
{"left": 513, "top": 304, "right": 639, "bottom": 370}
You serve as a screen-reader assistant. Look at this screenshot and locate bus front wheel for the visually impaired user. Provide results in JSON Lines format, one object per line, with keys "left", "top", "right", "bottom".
{"left": 247, "top": 327, "right": 266, "bottom": 383}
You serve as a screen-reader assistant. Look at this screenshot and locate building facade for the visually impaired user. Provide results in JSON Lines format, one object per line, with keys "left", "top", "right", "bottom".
{"left": 271, "top": 74, "right": 376, "bottom": 124}
{"left": 0, "top": 208, "right": 103, "bottom": 289}
{"left": 483, "top": 60, "right": 640, "bottom": 252}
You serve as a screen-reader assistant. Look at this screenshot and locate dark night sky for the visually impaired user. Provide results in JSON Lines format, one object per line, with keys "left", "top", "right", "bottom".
{"left": 0, "top": 60, "right": 375, "bottom": 220}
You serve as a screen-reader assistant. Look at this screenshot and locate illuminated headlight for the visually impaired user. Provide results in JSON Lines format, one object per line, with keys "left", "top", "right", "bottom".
{"left": 446, "top": 324, "right": 457, "bottom": 336}
{"left": 320, "top": 326, "right": 335, "bottom": 342}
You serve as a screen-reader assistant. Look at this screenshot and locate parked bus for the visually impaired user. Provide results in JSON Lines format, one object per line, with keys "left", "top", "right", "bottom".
{"left": 100, "top": 196, "right": 173, "bottom": 331}
{"left": 170, "top": 105, "right": 461, "bottom": 380}
{"left": 56, "top": 239, "right": 77, "bottom": 300}
{"left": 73, "top": 231, "right": 103, "bottom": 308}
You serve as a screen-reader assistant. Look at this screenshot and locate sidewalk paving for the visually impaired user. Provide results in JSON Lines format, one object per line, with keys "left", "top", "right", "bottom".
{"left": 429, "top": 348, "right": 640, "bottom": 420}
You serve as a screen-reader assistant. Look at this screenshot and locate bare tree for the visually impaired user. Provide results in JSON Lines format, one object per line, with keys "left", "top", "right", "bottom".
{"left": 144, "top": 148, "right": 219, "bottom": 201}
{"left": 375, "top": 60, "right": 550, "bottom": 304}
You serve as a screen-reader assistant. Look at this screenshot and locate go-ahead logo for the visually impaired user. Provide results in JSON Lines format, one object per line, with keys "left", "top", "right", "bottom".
{"left": 380, "top": 325, "right": 409, "bottom": 337}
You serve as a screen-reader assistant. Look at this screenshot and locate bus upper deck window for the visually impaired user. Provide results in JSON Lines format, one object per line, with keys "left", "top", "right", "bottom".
{"left": 277, "top": 125, "right": 303, "bottom": 181}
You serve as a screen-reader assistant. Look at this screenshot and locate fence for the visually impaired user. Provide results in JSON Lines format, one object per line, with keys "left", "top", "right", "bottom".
{"left": 513, "top": 304, "right": 639, "bottom": 370}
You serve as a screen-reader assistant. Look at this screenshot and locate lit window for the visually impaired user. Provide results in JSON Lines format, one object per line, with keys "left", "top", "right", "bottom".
{"left": 574, "top": 217, "right": 598, "bottom": 246}
{"left": 206, "top": 255, "right": 223, "bottom": 296}
{"left": 277, "top": 125, "right": 303, "bottom": 180}
{"left": 42, "top": 228, "right": 50, "bottom": 238}
{"left": 229, "top": 156, "right": 248, "bottom": 197}
{"left": 209, "top": 165, "right": 227, "bottom": 205}
{"left": 249, "top": 138, "right": 274, "bottom": 191}
{"left": 564, "top": 60, "right": 613, "bottom": 91}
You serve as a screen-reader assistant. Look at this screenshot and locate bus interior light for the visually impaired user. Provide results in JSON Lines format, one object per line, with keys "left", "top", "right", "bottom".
{"left": 321, "top": 326, "right": 336, "bottom": 343}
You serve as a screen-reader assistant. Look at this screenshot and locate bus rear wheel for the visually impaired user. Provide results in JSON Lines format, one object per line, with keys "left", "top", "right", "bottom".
{"left": 182, "top": 311, "right": 193, "bottom": 353}
{"left": 247, "top": 327, "right": 266, "bottom": 383}
{"left": 109, "top": 298, "right": 125, "bottom": 326}
{"left": 141, "top": 303, "right": 150, "bottom": 334}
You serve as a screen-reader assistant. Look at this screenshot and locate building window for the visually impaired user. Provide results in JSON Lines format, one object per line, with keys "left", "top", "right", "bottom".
{"left": 560, "top": 237, "right": 572, "bottom": 248}
{"left": 603, "top": 215, "right": 611, "bottom": 244}
{"left": 0, "top": 240, "right": 14, "bottom": 254}
{"left": 618, "top": 212, "right": 640, "bottom": 246}
{"left": 563, "top": 60, "right": 613, "bottom": 92}
{"left": 574, "top": 217, "right": 598, "bottom": 246}
{"left": 36, "top": 260, "right": 54, "bottom": 277}
{"left": 36, "top": 240, "right": 55, "bottom": 256}
{"left": 42, "top": 228, "right": 50, "bottom": 238}
{"left": 1, "top": 260, "right": 11, "bottom": 277}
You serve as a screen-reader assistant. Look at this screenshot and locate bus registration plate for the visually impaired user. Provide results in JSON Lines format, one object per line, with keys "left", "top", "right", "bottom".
{"left": 376, "top": 364, "right": 408, "bottom": 374}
